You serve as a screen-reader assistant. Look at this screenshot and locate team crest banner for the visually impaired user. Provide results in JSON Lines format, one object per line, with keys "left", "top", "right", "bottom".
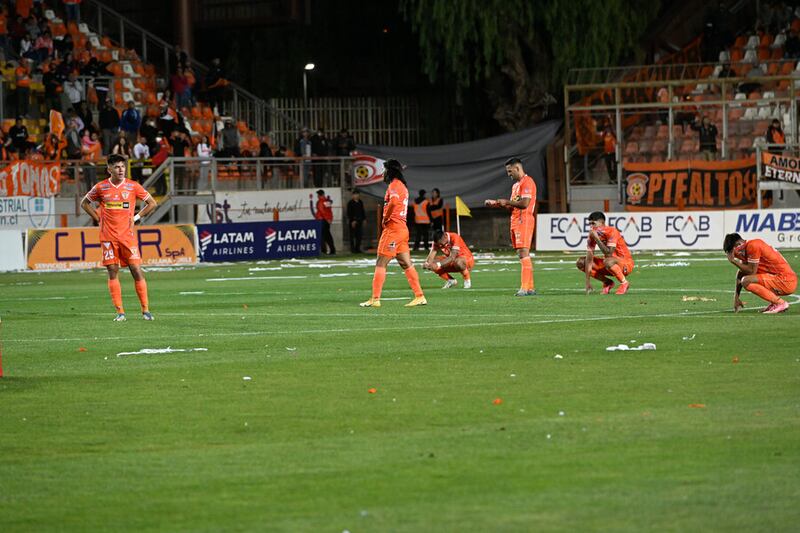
{"left": 761, "top": 152, "right": 800, "bottom": 184}
{"left": 0, "top": 161, "right": 61, "bottom": 197}
{"left": 623, "top": 158, "right": 757, "bottom": 210}
{"left": 352, "top": 153, "right": 386, "bottom": 187}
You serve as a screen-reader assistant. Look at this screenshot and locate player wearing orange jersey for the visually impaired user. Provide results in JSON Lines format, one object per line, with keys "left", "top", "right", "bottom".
{"left": 576, "top": 211, "right": 633, "bottom": 295}
{"left": 422, "top": 229, "right": 474, "bottom": 289}
{"left": 360, "top": 159, "right": 426, "bottom": 308}
{"left": 724, "top": 233, "right": 797, "bottom": 314}
{"left": 81, "top": 154, "right": 158, "bottom": 321}
{"left": 484, "top": 157, "right": 537, "bottom": 296}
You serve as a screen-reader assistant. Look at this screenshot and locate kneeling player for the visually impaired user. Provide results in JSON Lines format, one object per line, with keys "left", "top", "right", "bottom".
{"left": 576, "top": 211, "right": 633, "bottom": 295}
{"left": 724, "top": 232, "right": 797, "bottom": 314}
{"left": 422, "top": 230, "right": 474, "bottom": 289}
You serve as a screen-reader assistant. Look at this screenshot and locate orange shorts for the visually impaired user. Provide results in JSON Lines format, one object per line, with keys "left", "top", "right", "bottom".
{"left": 591, "top": 256, "right": 634, "bottom": 276}
{"left": 434, "top": 256, "right": 474, "bottom": 274}
{"left": 757, "top": 273, "right": 797, "bottom": 295}
{"left": 377, "top": 225, "right": 410, "bottom": 258}
{"left": 510, "top": 219, "right": 535, "bottom": 250}
{"left": 101, "top": 240, "right": 141, "bottom": 267}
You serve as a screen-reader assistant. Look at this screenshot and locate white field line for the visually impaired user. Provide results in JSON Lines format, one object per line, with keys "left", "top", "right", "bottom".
{"left": 206, "top": 275, "right": 308, "bottom": 282}
{"left": 7, "top": 300, "right": 798, "bottom": 344}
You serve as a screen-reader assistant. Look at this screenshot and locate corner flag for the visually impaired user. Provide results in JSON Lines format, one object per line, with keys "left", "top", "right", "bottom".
{"left": 455, "top": 196, "right": 471, "bottom": 217}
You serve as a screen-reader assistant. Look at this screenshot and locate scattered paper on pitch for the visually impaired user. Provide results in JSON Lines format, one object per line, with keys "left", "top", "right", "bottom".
{"left": 606, "top": 343, "right": 656, "bottom": 351}
{"left": 682, "top": 296, "right": 717, "bottom": 302}
{"left": 116, "top": 347, "right": 209, "bottom": 357}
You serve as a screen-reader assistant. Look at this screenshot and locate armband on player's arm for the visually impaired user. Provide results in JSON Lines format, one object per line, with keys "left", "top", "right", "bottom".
{"left": 134, "top": 214, "right": 141, "bottom": 223}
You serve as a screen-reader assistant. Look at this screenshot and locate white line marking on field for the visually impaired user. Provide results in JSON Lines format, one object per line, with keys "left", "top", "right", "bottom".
{"left": 179, "top": 291, "right": 205, "bottom": 295}
{"left": 116, "top": 347, "right": 209, "bottom": 356}
{"left": 206, "top": 275, "right": 308, "bottom": 282}
{"left": 0, "top": 295, "right": 90, "bottom": 301}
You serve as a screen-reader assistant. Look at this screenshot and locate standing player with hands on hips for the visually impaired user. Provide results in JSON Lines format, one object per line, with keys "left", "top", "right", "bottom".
{"left": 485, "top": 157, "right": 537, "bottom": 296}
{"left": 81, "top": 154, "right": 158, "bottom": 321}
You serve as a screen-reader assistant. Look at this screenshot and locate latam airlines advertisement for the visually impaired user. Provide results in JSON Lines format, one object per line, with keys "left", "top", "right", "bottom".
{"left": 537, "top": 211, "right": 724, "bottom": 251}
{"left": 196, "top": 220, "right": 322, "bottom": 262}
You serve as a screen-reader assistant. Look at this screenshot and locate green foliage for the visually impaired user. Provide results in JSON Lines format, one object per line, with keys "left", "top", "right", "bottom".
{"left": 402, "top": 0, "right": 660, "bottom": 93}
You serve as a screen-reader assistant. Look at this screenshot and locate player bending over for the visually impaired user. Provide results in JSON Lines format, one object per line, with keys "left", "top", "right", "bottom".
{"left": 422, "top": 229, "right": 474, "bottom": 289}
{"left": 576, "top": 211, "right": 633, "bottom": 295}
{"left": 81, "top": 154, "right": 158, "bottom": 321}
{"left": 724, "top": 232, "right": 797, "bottom": 314}
{"left": 360, "top": 159, "right": 427, "bottom": 308}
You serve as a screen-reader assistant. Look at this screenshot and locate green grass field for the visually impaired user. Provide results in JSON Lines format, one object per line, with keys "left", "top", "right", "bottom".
{"left": 1, "top": 251, "right": 800, "bottom": 532}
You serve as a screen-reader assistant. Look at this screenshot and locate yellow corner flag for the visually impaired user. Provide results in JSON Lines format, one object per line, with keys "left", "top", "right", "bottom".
{"left": 455, "top": 196, "right": 472, "bottom": 217}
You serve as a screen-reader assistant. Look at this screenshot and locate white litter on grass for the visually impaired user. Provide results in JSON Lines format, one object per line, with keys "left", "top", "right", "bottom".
{"left": 683, "top": 334, "right": 696, "bottom": 341}
{"left": 510, "top": 373, "right": 516, "bottom": 378}
{"left": 319, "top": 273, "right": 352, "bottom": 278}
{"left": 116, "top": 347, "right": 208, "bottom": 357}
{"left": 546, "top": 434, "right": 551, "bottom": 439}
{"left": 243, "top": 376, "right": 252, "bottom": 381}
{"left": 554, "top": 354, "right": 563, "bottom": 359}
{"left": 606, "top": 343, "right": 656, "bottom": 351}
{"left": 682, "top": 296, "right": 717, "bottom": 302}
{"left": 286, "top": 347, "right": 297, "bottom": 351}
{"left": 672, "top": 252, "right": 691, "bottom": 256}
{"left": 643, "top": 261, "right": 690, "bottom": 268}
{"left": 179, "top": 291, "right": 205, "bottom": 295}
{"left": 558, "top": 411, "right": 565, "bottom": 416}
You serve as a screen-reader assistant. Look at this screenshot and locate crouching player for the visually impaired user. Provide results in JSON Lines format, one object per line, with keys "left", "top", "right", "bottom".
{"left": 724, "top": 232, "right": 797, "bottom": 314}
{"left": 576, "top": 211, "right": 633, "bottom": 295}
{"left": 423, "top": 230, "right": 474, "bottom": 289}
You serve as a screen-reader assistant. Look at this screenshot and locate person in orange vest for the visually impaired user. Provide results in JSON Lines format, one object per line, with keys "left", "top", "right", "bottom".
{"left": 15, "top": 58, "right": 32, "bottom": 117}
{"left": 601, "top": 124, "right": 617, "bottom": 181}
{"left": 428, "top": 187, "right": 444, "bottom": 232}
{"left": 766, "top": 119, "right": 785, "bottom": 155}
{"left": 315, "top": 189, "right": 336, "bottom": 255}
{"left": 411, "top": 189, "right": 430, "bottom": 251}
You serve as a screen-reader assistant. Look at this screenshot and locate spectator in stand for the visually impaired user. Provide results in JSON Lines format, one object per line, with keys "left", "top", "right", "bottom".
{"left": 140, "top": 117, "right": 159, "bottom": 154}
{"left": 42, "top": 63, "right": 61, "bottom": 111}
{"left": 602, "top": 123, "right": 617, "bottom": 180}
{"left": 63, "top": 72, "right": 84, "bottom": 108}
{"left": 65, "top": 118, "right": 82, "bottom": 159}
{"left": 63, "top": 0, "right": 81, "bottom": 24}
{"left": 112, "top": 136, "right": 132, "bottom": 158}
{"left": 411, "top": 189, "right": 430, "bottom": 251}
{"left": 311, "top": 127, "right": 332, "bottom": 187}
{"left": 295, "top": 127, "right": 312, "bottom": 185}
{"left": 174, "top": 44, "right": 188, "bottom": 70}
{"left": 334, "top": 128, "right": 356, "bottom": 156}
{"left": 170, "top": 130, "right": 190, "bottom": 190}
{"left": 0, "top": 7, "right": 9, "bottom": 61}
{"left": 157, "top": 101, "right": 178, "bottom": 137}
{"left": 7, "top": 117, "right": 31, "bottom": 154}
{"left": 15, "top": 58, "right": 32, "bottom": 117}
{"left": 205, "top": 57, "right": 227, "bottom": 112}
{"left": 197, "top": 135, "right": 212, "bottom": 190}
{"left": 785, "top": 28, "right": 800, "bottom": 59}
{"left": 54, "top": 33, "right": 73, "bottom": 59}
{"left": 346, "top": 189, "right": 366, "bottom": 253}
{"left": 220, "top": 119, "right": 240, "bottom": 158}
{"left": 184, "top": 67, "right": 197, "bottom": 106}
{"left": 150, "top": 133, "right": 171, "bottom": 194}
{"left": 119, "top": 101, "right": 142, "bottom": 145}
{"left": 766, "top": 119, "right": 786, "bottom": 155}
{"left": 258, "top": 135, "right": 273, "bottom": 157}
{"left": 99, "top": 99, "right": 120, "bottom": 155}
{"left": 315, "top": 189, "right": 336, "bottom": 255}
{"left": 75, "top": 100, "right": 94, "bottom": 134}
{"left": 690, "top": 114, "right": 719, "bottom": 161}
{"left": 132, "top": 136, "right": 150, "bottom": 160}
{"left": 24, "top": 16, "right": 39, "bottom": 39}
{"left": 171, "top": 67, "right": 191, "bottom": 109}
{"left": 42, "top": 131, "right": 63, "bottom": 160}
{"left": 67, "top": 109, "right": 84, "bottom": 135}
{"left": 32, "top": 29, "right": 51, "bottom": 62}
{"left": 428, "top": 188, "right": 444, "bottom": 232}
{"left": 81, "top": 130, "right": 102, "bottom": 184}
{"left": 18, "top": 32, "right": 33, "bottom": 59}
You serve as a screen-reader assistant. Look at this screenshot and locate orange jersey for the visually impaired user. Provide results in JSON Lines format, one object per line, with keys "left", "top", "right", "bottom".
{"left": 510, "top": 175, "right": 536, "bottom": 227}
{"left": 587, "top": 225, "right": 632, "bottom": 262}
{"left": 86, "top": 178, "right": 150, "bottom": 243}
{"left": 434, "top": 232, "right": 473, "bottom": 263}
{"left": 382, "top": 179, "right": 409, "bottom": 228}
{"left": 734, "top": 239, "right": 796, "bottom": 278}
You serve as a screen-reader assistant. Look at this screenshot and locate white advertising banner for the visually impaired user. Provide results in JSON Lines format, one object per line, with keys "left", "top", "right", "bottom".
{"left": 197, "top": 189, "right": 342, "bottom": 224}
{"left": 537, "top": 211, "right": 725, "bottom": 251}
{"left": 723, "top": 208, "right": 800, "bottom": 248}
{"left": 0, "top": 230, "right": 26, "bottom": 271}
{"left": 0, "top": 196, "right": 55, "bottom": 230}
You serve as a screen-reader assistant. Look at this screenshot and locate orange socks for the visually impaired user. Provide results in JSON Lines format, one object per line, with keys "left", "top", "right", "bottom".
{"left": 108, "top": 278, "right": 124, "bottom": 313}
{"left": 609, "top": 264, "right": 627, "bottom": 283}
{"left": 520, "top": 257, "right": 534, "bottom": 290}
{"left": 747, "top": 282, "right": 781, "bottom": 304}
{"left": 371, "top": 266, "right": 387, "bottom": 299}
{"left": 404, "top": 267, "right": 424, "bottom": 297}
{"left": 463, "top": 270, "right": 471, "bottom": 281}
{"left": 134, "top": 280, "right": 150, "bottom": 312}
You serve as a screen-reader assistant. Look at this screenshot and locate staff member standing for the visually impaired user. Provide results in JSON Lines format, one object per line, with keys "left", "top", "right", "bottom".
{"left": 315, "top": 189, "right": 336, "bottom": 255}
{"left": 428, "top": 187, "right": 444, "bottom": 232}
{"left": 347, "top": 189, "right": 366, "bottom": 253}
{"left": 412, "top": 189, "right": 430, "bottom": 251}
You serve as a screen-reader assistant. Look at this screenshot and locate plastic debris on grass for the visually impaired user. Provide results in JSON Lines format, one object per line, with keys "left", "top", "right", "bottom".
{"left": 368, "top": 387, "right": 377, "bottom": 394}
{"left": 682, "top": 296, "right": 717, "bottom": 302}
{"left": 606, "top": 343, "right": 656, "bottom": 351}
{"left": 492, "top": 398, "right": 503, "bottom": 405}
{"left": 682, "top": 334, "right": 697, "bottom": 341}
{"left": 554, "top": 354, "right": 563, "bottom": 359}
{"left": 285, "top": 347, "right": 297, "bottom": 351}
{"left": 116, "top": 347, "right": 209, "bottom": 357}
{"left": 243, "top": 376, "right": 252, "bottom": 381}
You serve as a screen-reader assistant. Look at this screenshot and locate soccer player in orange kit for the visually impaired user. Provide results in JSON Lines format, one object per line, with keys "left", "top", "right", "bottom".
{"left": 577, "top": 211, "right": 633, "bottom": 295}
{"left": 360, "top": 159, "right": 427, "bottom": 308}
{"left": 724, "top": 232, "right": 797, "bottom": 314}
{"left": 485, "top": 157, "right": 536, "bottom": 296}
{"left": 81, "top": 154, "right": 158, "bottom": 321}
{"left": 423, "top": 229, "right": 474, "bottom": 289}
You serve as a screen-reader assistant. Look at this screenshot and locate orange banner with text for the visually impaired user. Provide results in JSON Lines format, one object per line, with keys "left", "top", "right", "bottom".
{"left": 623, "top": 158, "right": 758, "bottom": 211}
{"left": 0, "top": 161, "right": 61, "bottom": 197}
{"left": 26, "top": 225, "right": 197, "bottom": 270}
